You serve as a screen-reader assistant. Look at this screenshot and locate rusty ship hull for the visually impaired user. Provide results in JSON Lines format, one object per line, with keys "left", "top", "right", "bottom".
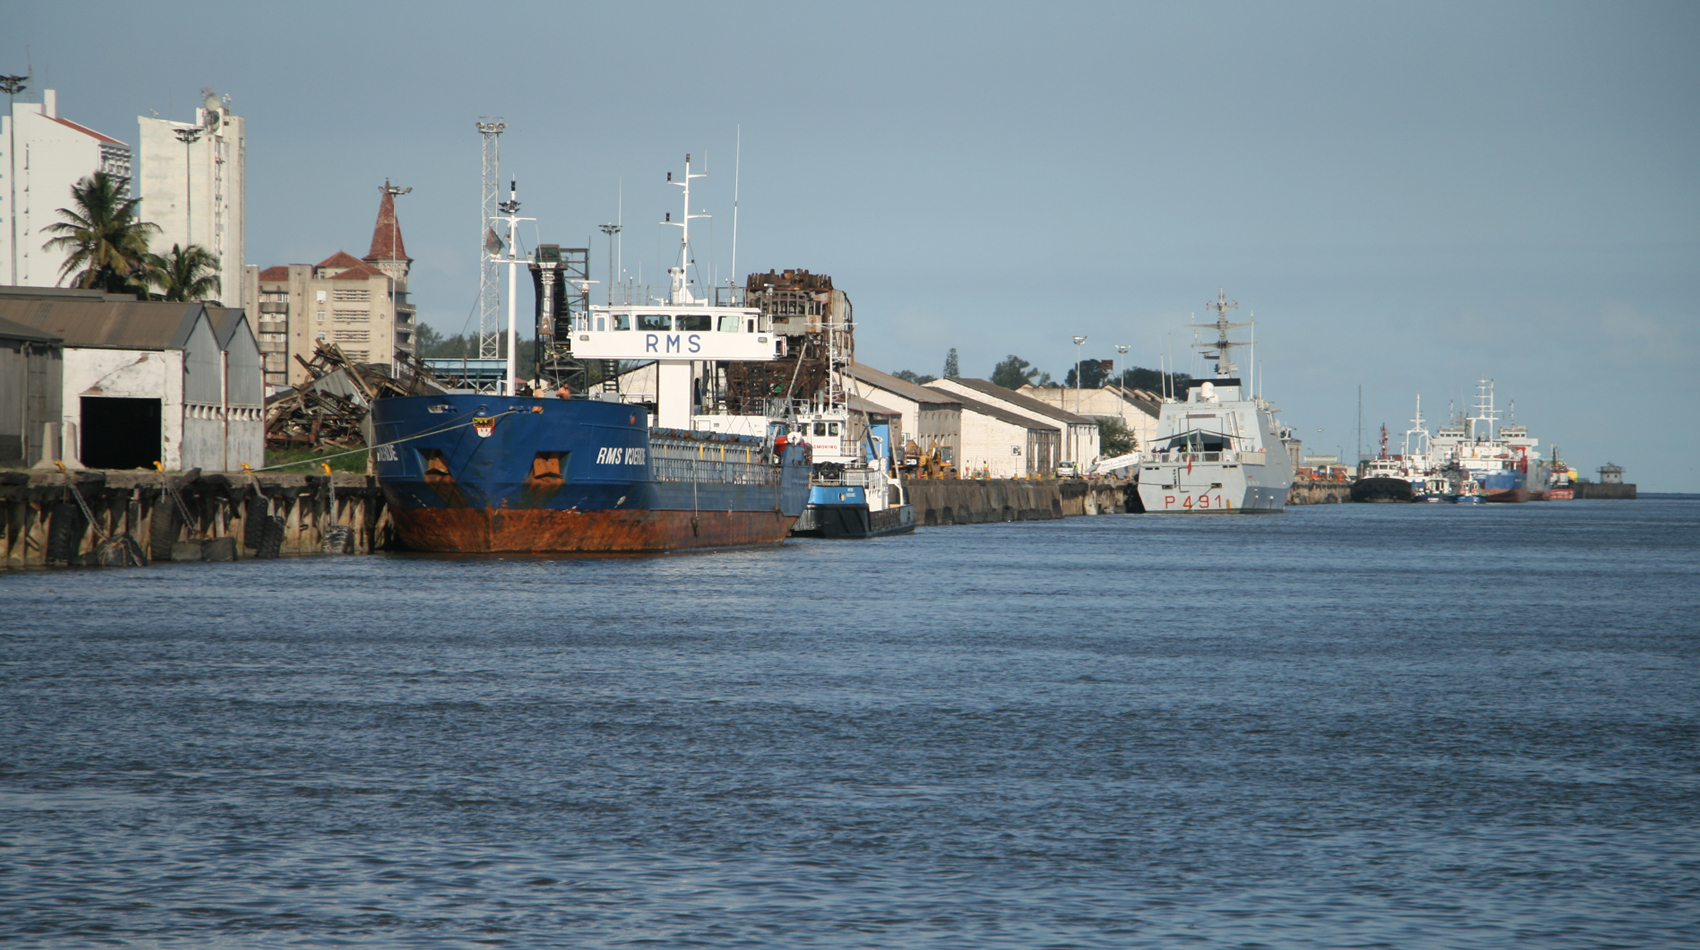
{"left": 371, "top": 395, "right": 810, "bottom": 554}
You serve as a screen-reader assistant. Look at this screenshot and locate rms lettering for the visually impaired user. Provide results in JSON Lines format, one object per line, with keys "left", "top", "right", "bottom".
{"left": 643, "top": 333, "right": 702, "bottom": 354}
{"left": 595, "top": 446, "right": 646, "bottom": 465}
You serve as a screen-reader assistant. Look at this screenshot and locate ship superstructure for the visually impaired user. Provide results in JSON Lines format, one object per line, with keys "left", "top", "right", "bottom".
{"left": 1427, "top": 378, "right": 1537, "bottom": 501}
{"left": 1137, "top": 290, "right": 1294, "bottom": 513}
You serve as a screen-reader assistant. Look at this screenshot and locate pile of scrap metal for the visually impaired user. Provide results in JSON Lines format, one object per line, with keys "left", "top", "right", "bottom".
{"left": 725, "top": 269, "right": 849, "bottom": 414}
{"left": 264, "top": 343, "right": 447, "bottom": 450}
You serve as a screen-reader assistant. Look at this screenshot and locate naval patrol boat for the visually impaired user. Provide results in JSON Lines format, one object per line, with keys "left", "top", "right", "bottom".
{"left": 1137, "top": 290, "right": 1294, "bottom": 513}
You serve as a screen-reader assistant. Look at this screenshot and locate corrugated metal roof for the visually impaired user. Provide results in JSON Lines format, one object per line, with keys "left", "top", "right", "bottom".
{"left": 844, "top": 362, "right": 962, "bottom": 406}
{"left": 210, "top": 307, "right": 250, "bottom": 349}
{"left": 934, "top": 377, "right": 1093, "bottom": 425}
{"left": 0, "top": 298, "right": 204, "bottom": 350}
{"left": 945, "top": 389, "right": 1050, "bottom": 431}
{"left": 0, "top": 314, "right": 62, "bottom": 344}
{"left": 846, "top": 392, "right": 898, "bottom": 417}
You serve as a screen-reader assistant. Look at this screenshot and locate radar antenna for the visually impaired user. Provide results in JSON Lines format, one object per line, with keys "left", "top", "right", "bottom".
{"left": 1188, "top": 287, "right": 1254, "bottom": 377}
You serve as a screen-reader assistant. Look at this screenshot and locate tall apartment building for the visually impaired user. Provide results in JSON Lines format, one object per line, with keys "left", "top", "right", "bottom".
{"left": 1, "top": 89, "right": 133, "bottom": 287}
{"left": 246, "top": 183, "right": 416, "bottom": 389}
{"left": 137, "top": 88, "right": 245, "bottom": 306}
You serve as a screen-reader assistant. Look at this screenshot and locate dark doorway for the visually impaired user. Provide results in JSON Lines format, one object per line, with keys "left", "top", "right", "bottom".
{"left": 81, "top": 397, "right": 162, "bottom": 469}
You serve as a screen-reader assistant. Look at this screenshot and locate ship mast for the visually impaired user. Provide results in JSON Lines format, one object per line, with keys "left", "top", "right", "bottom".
{"left": 494, "top": 179, "right": 534, "bottom": 396}
{"left": 663, "top": 154, "right": 708, "bottom": 305}
{"left": 1190, "top": 288, "right": 1254, "bottom": 378}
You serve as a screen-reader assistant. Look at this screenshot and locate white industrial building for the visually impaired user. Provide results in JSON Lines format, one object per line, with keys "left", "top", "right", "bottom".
{"left": 930, "top": 377, "right": 1100, "bottom": 465}
{"left": 137, "top": 88, "right": 246, "bottom": 306}
{"left": 0, "top": 88, "right": 133, "bottom": 288}
{"left": 843, "top": 363, "right": 1057, "bottom": 478}
{"left": 0, "top": 289, "right": 263, "bottom": 471}
{"left": 1020, "top": 384, "right": 1162, "bottom": 451}
{"left": 842, "top": 362, "right": 963, "bottom": 463}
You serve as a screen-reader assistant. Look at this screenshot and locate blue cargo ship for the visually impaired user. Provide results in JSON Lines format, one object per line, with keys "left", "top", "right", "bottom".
{"left": 370, "top": 396, "right": 810, "bottom": 553}
{"left": 371, "top": 155, "right": 813, "bottom": 553}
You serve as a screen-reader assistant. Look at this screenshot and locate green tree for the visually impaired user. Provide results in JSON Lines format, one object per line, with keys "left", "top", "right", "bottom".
{"left": 942, "top": 347, "right": 960, "bottom": 378}
{"left": 1116, "top": 365, "right": 1192, "bottom": 397}
{"left": 41, "top": 171, "right": 158, "bottom": 295}
{"left": 143, "top": 243, "right": 221, "bottom": 302}
{"left": 414, "top": 322, "right": 444, "bottom": 352}
{"left": 1097, "top": 417, "right": 1135, "bottom": 456}
{"left": 990, "top": 354, "right": 1041, "bottom": 390}
{"left": 1065, "top": 359, "right": 1112, "bottom": 388}
{"left": 893, "top": 369, "right": 937, "bottom": 385}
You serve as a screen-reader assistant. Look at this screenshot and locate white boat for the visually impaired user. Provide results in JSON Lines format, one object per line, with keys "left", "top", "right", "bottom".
{"left": 1137, "top": 290, "right": 1294, "bottom": 513}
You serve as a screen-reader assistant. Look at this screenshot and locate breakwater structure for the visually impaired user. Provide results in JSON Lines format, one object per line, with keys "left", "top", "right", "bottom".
{"left": 2, "top": 468, "right": 389, "bottom": 569}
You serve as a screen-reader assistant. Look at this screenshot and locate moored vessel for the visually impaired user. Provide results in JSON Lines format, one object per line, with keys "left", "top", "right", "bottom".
{"left": 372, "top": 154, "right": 811, "bottom": 553}
{"left": 1136, "top": 290, "right": 1294, "bottom": 513}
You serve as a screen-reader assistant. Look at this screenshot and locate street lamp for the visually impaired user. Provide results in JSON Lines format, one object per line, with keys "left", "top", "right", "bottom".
{"left": 172, "top": 125, "right": 205, "bottom": 245}
{"left": 1, "top": 73, "right": 26, "bottom": 285}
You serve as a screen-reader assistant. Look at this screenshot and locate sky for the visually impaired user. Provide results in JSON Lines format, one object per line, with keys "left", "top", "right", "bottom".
{"left": 9, "top": 1, "right": 1698, "bottom": 489}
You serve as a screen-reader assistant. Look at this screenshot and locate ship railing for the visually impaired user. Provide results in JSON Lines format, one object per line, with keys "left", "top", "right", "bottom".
{"left": 649, "top": 438, "right": 780, "bottom": 486}
{"left": 812, "top": 467, "right": 886, "bottom": 489}
{"left": 1143, "top": 450, "right": 1263, "bottom": 464}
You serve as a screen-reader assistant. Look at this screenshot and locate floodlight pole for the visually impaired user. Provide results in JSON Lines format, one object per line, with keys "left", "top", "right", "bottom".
{"left": 1115, "top": 344, "right": 1130, "bottom": 425}
{"left": 599, "top": 223, "right": 621, "bottom": 305}
{"left": 1071, "top": 334, "right": 1087, "bottom": 464}
{"left": 173, "top": 125, "right": 205, "bottom": 245}
{"left": 2, "top": 74, "right": 27, "bottom": 284}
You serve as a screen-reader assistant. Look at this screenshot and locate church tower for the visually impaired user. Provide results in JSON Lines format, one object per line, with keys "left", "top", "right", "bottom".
{"left": 363, "top": 180, "right": 412, "bottom": 283}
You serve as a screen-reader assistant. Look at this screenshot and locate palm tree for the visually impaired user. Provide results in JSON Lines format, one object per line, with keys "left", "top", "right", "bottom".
{"left": 144, "top": 243, "right": 222, "bottom": 303}
{"left": 41, "top": 171, "right": 158, "bottom": 294}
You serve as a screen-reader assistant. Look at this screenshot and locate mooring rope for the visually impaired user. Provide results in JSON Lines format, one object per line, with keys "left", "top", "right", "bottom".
{"left": 244, "top": 408, "right": 523, "bottom": 474}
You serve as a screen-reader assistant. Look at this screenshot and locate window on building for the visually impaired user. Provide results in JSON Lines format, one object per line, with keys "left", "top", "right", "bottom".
{"left": 316, "top": 310, "right": 325, "bottom": 323}
{"left": 316, "top": 290, "right": 327, "bottom": 303}
{"left": 333, "top": 289, "right": 370, "bottom": 302}
{"left": 317, "top": 330, "right": 327, "bottom": 341}
{"left": 333, "top": 310, "right": 366, "bottom": 322}
{"left": 333, "top": 329, "right": 370, "bottom": 343}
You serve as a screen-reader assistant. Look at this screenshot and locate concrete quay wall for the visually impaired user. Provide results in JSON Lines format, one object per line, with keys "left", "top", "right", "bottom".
{"left": 1289, "top": 479, "right": 1351, "bottom": 505}
{"left": 1, "top": 469, "right": 392, "bottom": 569}
{"left": 905, "top": 477, "right": 1131, "bottom": 526}
{"left": 1572, "top": 483, "right": 1636, "bottom": 500}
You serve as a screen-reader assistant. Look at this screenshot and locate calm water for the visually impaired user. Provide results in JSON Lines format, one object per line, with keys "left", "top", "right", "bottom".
{"left": 3, "top": 499, "right": 1697, "bottom": 948}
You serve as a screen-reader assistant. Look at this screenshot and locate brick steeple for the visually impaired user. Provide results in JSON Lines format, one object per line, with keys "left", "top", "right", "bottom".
{"left": 364, "top": 179, "right": 412, "bottom": 282}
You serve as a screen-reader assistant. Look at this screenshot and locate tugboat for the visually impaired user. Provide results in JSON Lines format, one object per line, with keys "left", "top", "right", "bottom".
{"left": 1531, "top": 446, "right": 1578, "bottom": 500}
{"left": 1350, "top": 425, "right": 1415, "bottom": 502}
{"left": 1137, "top": 290, "right": 1294, "bottom": 513}
{"left": 789, "top": 417, "right": 915, "bottom": 538}
{"left": 370, "top": 155, "right": 811, "bottom": 553}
